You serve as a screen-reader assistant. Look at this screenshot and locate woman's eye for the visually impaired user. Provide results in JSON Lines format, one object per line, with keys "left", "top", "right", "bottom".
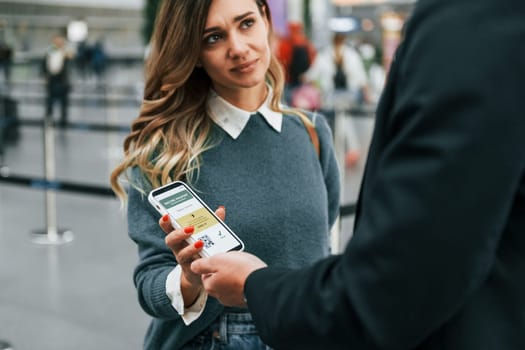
{"left": 241, "top": 19, "right": 255, "bottom": 29}
{"left": 205, "top": 33, "right": 222, "bottom": 45}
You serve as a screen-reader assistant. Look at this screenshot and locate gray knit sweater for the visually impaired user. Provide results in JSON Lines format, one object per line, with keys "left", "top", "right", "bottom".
{"left": 127, "top": 111, "right": 340, "bottom": 349}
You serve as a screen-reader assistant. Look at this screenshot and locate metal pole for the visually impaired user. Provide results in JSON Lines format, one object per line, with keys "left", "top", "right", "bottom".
{"left": 331, "top": 92, "right": 350, "bottom": 254}
{"left": 30, "top": 116, "right": 73, "bottom": 245}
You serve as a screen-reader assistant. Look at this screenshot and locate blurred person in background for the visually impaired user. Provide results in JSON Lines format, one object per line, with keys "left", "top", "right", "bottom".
{"left": 110, "top": 0, "right": 340, "bottom": 349}
{"left": 91, "top": 38, "right": 107, "bottom": 88}
{"left": 303, "top": 32, "right": 370, "bottom": 168}
{"left": 276, "top": 21, "right": 317, "bottom": 106}
{"left": 75, "top": 39, "right": 91, "bottom": 80}
{"left": 42, "top": 33, "right": 74, "bottom": 127}
{"left": 304, "top": 31, "right": 370, "bottom": 109}
{"left": 358, "top": 41, "right": 386, "bottom": 105}
{"left": 0, "top": 20, "right": 14, "bottom": 86}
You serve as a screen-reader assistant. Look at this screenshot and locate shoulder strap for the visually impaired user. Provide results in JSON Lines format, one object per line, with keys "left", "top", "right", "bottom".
{"left": 296, "top": 111, "right": 320, "bottom": 158}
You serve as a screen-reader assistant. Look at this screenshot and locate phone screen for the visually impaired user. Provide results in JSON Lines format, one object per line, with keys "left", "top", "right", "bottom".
{"left": 151, "top": 182, "right": 243, "bottom": 256}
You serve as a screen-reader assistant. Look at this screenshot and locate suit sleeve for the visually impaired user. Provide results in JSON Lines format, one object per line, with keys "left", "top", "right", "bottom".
{"left": 245, "top": 1, "right": 525, "bottom": 349}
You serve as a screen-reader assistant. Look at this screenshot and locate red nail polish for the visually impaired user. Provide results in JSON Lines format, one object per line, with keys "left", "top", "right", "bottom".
{"left": 184, "top": 226, "right": 194, "bottom": 234}
{"left": 162, "top": 214, "right": 169, "bottom": 222}
{"left": 194, "top": 240, "right": 204, "bottom": 249}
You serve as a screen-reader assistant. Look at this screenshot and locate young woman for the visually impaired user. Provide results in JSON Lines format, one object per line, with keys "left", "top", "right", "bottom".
{"left": 110, "top": 0, "right": 340, "bottom": 349}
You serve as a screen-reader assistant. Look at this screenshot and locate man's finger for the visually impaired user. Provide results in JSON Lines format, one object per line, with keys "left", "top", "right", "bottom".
{"left": 191, "top": 258, "right": 216, "bottom": 274}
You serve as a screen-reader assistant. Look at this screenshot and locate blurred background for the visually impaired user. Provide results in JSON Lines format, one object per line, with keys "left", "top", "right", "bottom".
{"left": 0, "top": 1, "right": 415, "bottom": 349}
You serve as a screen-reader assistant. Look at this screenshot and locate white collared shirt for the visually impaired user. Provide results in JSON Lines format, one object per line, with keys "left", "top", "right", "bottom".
{"left": 206, "top": 88, "right": 283, "bottom": 139}
{"left": 165, "top": 87, "right": 283, "bottom": 325}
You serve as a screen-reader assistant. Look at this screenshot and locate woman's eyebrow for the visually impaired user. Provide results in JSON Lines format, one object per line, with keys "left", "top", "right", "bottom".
{"left": 203, "top": 11, "right": 254, "bottom": 35}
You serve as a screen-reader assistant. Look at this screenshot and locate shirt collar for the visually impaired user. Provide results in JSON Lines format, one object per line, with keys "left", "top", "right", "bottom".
{"left": 207, "top": 87, "right": 283, "bottom": 139}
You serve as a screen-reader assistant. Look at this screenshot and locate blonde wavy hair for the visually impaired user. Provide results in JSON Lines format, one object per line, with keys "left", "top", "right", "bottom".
{"left": 110, "top": 0, "right": 307, "bottom": 201}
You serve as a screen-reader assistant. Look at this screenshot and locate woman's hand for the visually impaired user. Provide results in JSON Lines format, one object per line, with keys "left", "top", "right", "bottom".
{"left": 158, "top": 206, "right": 226, "bottom": 306}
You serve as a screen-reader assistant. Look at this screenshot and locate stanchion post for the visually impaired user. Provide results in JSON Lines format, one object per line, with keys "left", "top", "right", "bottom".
{"left": 331, "top": 93, "right": 351, "bottom": 254}
{"left": 30, "top": 116, "right": 73, "bottom": 245}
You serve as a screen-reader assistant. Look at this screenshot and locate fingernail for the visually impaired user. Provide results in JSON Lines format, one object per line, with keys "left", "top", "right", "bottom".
{"left": 184, "top": 226, "right": 194, "bottom": 234}
{"left": 194, "top": 240, "right": 204, "bottom": 249}
{"left": 162, "top": 214, "right": 169, "bottom": 222}
{"left": 218, "top": 205, "right": 225, "bottom": 210}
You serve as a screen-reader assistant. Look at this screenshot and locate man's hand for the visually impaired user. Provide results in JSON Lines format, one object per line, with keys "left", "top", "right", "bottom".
{"left": 191, "top": 251, "right": 267, "bottom": 307}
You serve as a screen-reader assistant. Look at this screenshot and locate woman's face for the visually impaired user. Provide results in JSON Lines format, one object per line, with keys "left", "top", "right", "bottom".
{"left": 199, "top": 0, "right": 271, "bottom": 98}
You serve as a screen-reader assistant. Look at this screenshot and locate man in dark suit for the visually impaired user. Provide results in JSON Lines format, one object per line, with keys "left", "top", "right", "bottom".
{"left": 191, "top": 0, "right": 525, "bottom": 348}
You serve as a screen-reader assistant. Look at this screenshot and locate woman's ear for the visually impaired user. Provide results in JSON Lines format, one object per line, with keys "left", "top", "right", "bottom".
{"left": 262, "top": 5, "right": 269, "bottom": 28}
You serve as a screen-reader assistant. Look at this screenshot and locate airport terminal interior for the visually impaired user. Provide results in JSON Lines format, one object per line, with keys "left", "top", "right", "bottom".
{"left": 0, "top": 0, "right": 406, "bottom": 348}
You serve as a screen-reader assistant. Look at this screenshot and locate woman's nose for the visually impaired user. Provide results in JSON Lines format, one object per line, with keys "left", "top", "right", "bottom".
{"left": 227, "top": 33, "right": 249, "bottom": 58}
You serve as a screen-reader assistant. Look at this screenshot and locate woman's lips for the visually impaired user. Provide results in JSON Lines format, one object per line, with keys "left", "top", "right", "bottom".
{"left": 232, "top": 59, "right": 258, "bottom": 73}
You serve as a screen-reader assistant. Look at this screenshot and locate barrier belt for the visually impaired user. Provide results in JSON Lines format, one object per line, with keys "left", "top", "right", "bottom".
{"left": 0, "top": 171, "right": 358, "bottom": 216}
{"left": 12, "top": 95, "right": 139, "bottom": 107}
{"left": 19, "top": 118, "right": 130, "bottom": 133}
{"left": 0, "top": 172, "right": 114, "bottom": 197}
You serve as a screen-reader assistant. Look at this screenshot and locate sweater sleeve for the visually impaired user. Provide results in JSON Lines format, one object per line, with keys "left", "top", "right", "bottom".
{"left": 126, "top": 167, "right": 181, "bottom": 319}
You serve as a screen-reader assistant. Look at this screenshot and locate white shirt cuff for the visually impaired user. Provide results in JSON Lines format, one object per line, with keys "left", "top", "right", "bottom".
{"left": 166, "top": 265, "right": 208, "bottom": 325}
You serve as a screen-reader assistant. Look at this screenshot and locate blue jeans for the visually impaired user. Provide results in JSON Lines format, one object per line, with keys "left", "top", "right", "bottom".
{"left": 181, "top": 312, "right": 273, "bottom": 350}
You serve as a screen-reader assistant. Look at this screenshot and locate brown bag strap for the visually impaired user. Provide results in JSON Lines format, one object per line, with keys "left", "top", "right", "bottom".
{"left": 297, "top": 112, "right": 320, "bottom": 158}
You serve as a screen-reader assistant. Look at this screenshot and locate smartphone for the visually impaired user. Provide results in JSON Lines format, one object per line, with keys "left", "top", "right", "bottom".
{"left": 148, "top": 180, "right": 244, "bottom": 257}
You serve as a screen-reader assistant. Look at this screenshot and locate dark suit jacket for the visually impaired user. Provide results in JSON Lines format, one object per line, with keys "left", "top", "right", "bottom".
{"left": 244, "top": 0, "right": 525, "bottom": 349}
